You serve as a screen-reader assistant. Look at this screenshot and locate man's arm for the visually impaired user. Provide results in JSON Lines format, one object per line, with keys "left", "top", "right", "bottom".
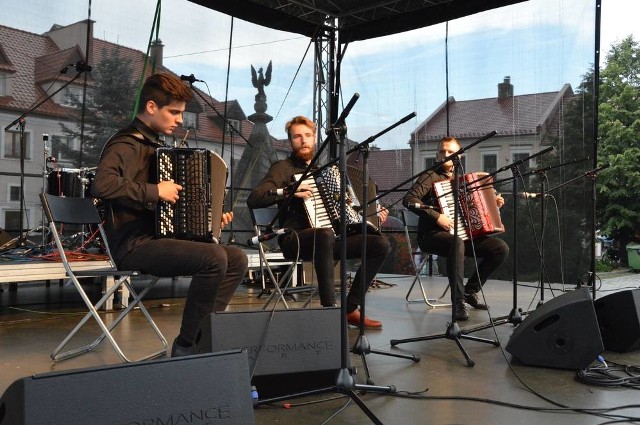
{"left": 92, "top": 139, "right": 159, "bottom": 210}
{"left": 247, "top": 160, "right": 291, "bottom": 209}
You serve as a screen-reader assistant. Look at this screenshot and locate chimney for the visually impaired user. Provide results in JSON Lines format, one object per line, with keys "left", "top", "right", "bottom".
{"left": 498, "top": 76, "right": 513, "bottom": 99}
{"left": 150, "top": 38, "right": 164, "bottom": 68}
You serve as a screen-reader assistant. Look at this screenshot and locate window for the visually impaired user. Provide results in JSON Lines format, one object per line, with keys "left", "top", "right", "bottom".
{"left": 424, "top": 156, "right": 437, "bottom": 171}
{"left": 0, "top": 73, "right": 6, "bottom": 96}
{"left": 3, "top": 130, "right": 31, "bottom": 159}
{"left": 183, "top": 111, "right": 197, "bottom": 129}
{"left": 61, "top": 85, "right": 84, "bottom": 107}
{"left": 3, "top": 210, "right": 24, "bottom": 232}
{"left": 9, "top": 185, "right": 21, "bottom": 202}
{"left": 512, "top": 152, "right": 531, "bottom": 171}
{"left": 225, "top": 119, "right": 240, "bottom": 136}
{"left": 482, "top": 153, "right": 498, "bottom": 173}
{"left": 513, "top": 151, "right": 533, "bottom": 190}
{"left": 51, "top": 135, "right": 79, "bottom": 165}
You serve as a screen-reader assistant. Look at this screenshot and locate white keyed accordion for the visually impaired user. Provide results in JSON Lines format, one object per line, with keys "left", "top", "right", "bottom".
{"left": 433, "top": 172, "right": 504, "bottom": 241}
{"left": 155, "top": 147, "right": 227, "bottom": 243}
{"left": 294, "top": 165, "right": 379, "bottom": 238}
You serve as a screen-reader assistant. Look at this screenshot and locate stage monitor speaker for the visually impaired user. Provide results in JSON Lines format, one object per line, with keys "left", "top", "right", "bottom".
{"left": 595, "top": 289, "right": 640, "bottom": 352}
{"left": 0, "top": 351, "right": 255, "bottom": 425}
{"left": 195, "top": 307, "right": 341, "bottom": 398}
{"left": 505, "top": 289, "right": 603, "bottom": 370}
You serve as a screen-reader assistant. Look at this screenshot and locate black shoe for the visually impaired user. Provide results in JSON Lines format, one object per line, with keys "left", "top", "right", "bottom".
{"left": 465, "top": 292, "right": 488, "bottom": 310}
{"left": 454, "top": 300, "right": 470, "bottom": 321}
{"left": 171, "top": 338, "right": 194, "bottom": 357}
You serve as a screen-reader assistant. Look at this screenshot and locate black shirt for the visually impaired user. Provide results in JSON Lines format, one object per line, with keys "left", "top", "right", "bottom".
{"left": 246, "top": 154, "right": 314, "bottom": 231}
{"left": 92, "top": 118, "right": 163, "bottom": 263}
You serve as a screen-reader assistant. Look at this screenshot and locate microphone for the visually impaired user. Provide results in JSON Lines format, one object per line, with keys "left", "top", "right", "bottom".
{"left": 247, "top": 228, "right": 289, "bottom": 246}
{"left": 519, "top": 192, "right": 544, "bottom": 199}
{"left": 180, "top": 74, "right": 204, "bottom": 84}
{"left": 267, "top": 188, "right": 289, "bottom": 196}
{"left": 61, "top": 61, "right": 92, "bottom": 74}
{"left": 408, "top": 203, "right": 435, "bottom": 210}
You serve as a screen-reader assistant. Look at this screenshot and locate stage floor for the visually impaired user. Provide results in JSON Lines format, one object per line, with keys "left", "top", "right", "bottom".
{"left": 1, "top": 270, "right": 639, "bottom": 424}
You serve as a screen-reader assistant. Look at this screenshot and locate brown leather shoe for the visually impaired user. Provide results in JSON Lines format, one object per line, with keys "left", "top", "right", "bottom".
{"left": 464, "top": 292, "right": 488, "bottom": 310}
{"left": 346, "top": 309, "right": 382, "bottom": 329}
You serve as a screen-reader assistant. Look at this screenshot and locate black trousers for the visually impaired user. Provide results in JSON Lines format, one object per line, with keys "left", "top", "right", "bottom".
{"left": 120, "top": 239, "right": 248, "bottom": 345}
{"left": 280, "top": 228, "right": 391, "bottom": 312}
{"left": 418, "top": 230, "right": 509, "bottom": 302}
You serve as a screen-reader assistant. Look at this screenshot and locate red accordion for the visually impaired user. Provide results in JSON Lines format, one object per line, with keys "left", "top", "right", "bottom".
{"left": 433, "top": 172, "right": 505, "bottom": 240}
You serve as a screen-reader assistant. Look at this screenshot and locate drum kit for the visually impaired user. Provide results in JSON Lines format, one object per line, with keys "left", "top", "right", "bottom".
{"left": 46, "top": 166, "right": 96, "bottom": 199}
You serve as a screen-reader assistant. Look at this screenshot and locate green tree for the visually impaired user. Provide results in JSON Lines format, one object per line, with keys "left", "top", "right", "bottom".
{"left": 59, "top": 47, "right": 135, "bottom": 167}
{"left": 597, "top": 35, "right": 640, "bottom": 260}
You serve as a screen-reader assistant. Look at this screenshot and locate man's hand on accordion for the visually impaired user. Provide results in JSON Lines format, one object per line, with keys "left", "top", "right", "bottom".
{"left": 220, "top": 211, "right": 234, "bottom": 229}
{"left": 158, "top": 180, "right": 182, "bottom": 204}
{"left": 496, "top": 193, "right": 505, "bottom": 208}
{"left": 293, "top": 183, "right": 314, "bottom": 199}
{"left": 437, "top": 213, "right": 454, "bottom": 232}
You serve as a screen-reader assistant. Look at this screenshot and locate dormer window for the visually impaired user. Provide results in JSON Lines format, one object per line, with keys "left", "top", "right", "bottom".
{"left": 225, "top": 119, "right": 240, "bottom": 136}
{"left": 183, "top": 111, "right": 197, "bottom": 129}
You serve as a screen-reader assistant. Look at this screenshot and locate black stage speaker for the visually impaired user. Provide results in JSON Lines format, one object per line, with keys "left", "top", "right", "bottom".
{"left": 0, "top": 351, "right": 255, "bottom": 425}
{"left": 505, "top": 289, "right": 603, "bottom": 370}
{"left": 195, "top": 307, "right": 341, "bottom": 398}
{"left": 595, "top": 289, "right": 640, "bottom": 352}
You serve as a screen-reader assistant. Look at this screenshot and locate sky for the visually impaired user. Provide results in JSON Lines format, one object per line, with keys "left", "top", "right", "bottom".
{"left": 1, "top": 0, "right": 638, "bottom": 151}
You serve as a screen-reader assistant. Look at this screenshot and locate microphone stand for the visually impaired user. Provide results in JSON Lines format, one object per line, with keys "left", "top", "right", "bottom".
{"left": 350, "top": 114, "right": 420, "bottom": 385}
{"left": 461, "top": 155, "right": 590, "bottom": 335}
{"left": 4, "top": 66, "right": 88, "bottom": 248}
{"left": 255, "top": 95, "right": 393, "bottom": 424}
{"left": 541, "top": 163, "right": 609, "bottom": 302}
{"left": 261, "top": 94, "right": 362, "bottom": 230}
{"left": 370, "top": 131, "right": 497, "bottom": 207}
{"left": 184, "top": 79, "right": 253, "bottom": 240}
{"left": 452, "top": 148, "right": 554, "bottom": 330}
{"left": 535, "top": 166, "right": 549, "bottom": 307}
{"left": 227, "top": 125, "right": 236, "bottom": 244}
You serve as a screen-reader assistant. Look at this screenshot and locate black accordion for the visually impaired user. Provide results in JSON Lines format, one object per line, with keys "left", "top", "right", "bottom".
{"left": 155, "top": 147, "right": 227, "bottom": 243}
{"left": 295, "top": 165, "right": 379, "bottom": 238}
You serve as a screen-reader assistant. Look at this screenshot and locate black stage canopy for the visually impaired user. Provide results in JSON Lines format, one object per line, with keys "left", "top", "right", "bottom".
{"left": 188, "top": 0, "right": 528, "bottom": 42}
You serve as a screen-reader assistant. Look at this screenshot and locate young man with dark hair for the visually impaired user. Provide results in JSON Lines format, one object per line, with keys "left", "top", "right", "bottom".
{"left": 93, "top": 73, "right": 247, "bottom": 356}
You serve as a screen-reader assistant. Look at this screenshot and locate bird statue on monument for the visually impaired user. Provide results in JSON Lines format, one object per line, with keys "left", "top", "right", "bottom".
{"left": 251, "top": 61, "right": 272, "bottom": 98}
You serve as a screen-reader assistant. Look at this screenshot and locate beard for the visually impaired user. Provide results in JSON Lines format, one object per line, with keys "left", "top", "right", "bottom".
{"left": 294, "top": 146, "right": 315, "bottom": 162}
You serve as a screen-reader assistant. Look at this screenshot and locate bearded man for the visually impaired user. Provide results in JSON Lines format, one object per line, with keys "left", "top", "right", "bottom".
{"left": 247, "top": 116, "right": 390, "bottom": 328}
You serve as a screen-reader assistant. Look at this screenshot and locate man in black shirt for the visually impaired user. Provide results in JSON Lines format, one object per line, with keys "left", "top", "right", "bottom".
{"left": 247, "top": 116, "right": 390, "bottom": 329}
{"left": 93, "top": 73, "right": 247, "bottom": 356}
{"left": 403, "top": 137, "right": 509, "bottom": 320}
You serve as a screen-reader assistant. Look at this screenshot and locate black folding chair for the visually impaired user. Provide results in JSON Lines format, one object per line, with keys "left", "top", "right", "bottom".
{"left": 402, "top": 209, "right": 450, "bottom": 307}
{"left": 40, "top": 193, "right": 168, "bottom": 362}
{"left": 249, "top": 207, "right": 314, "bottom": 309}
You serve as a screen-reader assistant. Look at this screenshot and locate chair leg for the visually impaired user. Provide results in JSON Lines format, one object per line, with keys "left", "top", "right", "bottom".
{"left": 51, "top": 276, "right": 168, "bottom": 363}
{"left": 405, "top": 256, "right": 451, "bottom": 308}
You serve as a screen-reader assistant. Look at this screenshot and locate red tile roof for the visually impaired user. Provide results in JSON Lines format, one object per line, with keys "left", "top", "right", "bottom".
{"left": 348, "top": 149, "right": 414, "bottom": 209}
{"left": 0, "top": 22, "right": 283, "bottom": 149}
{"left": 413, "top": 85, "right": 573, "bottom": 142}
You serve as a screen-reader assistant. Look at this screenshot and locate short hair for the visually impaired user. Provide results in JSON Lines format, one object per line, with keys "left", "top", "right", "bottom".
{"left": 439, "top": 136, "right": 460, "bottom": 149}
{"left": 285, "top": 116, "right": 316, "bottom": 141}
{"left": 137, "top": 73, "right": 193, "bottom": 113}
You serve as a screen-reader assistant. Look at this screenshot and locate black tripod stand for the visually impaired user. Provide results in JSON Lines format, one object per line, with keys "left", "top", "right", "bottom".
{"left": 457, "top": 147, "right": 557, "bottom": 335}
{"left": 3, "top": 62, "right": 90, "bottom": 249}
{"left": 254, "top": 94, "right": 396, "bottom": 423}
{"left": 348, "top": 114, "right": 420, "bottom": 385}
{"left": 390, "top": 148, "right": 499, "bottom": 367}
